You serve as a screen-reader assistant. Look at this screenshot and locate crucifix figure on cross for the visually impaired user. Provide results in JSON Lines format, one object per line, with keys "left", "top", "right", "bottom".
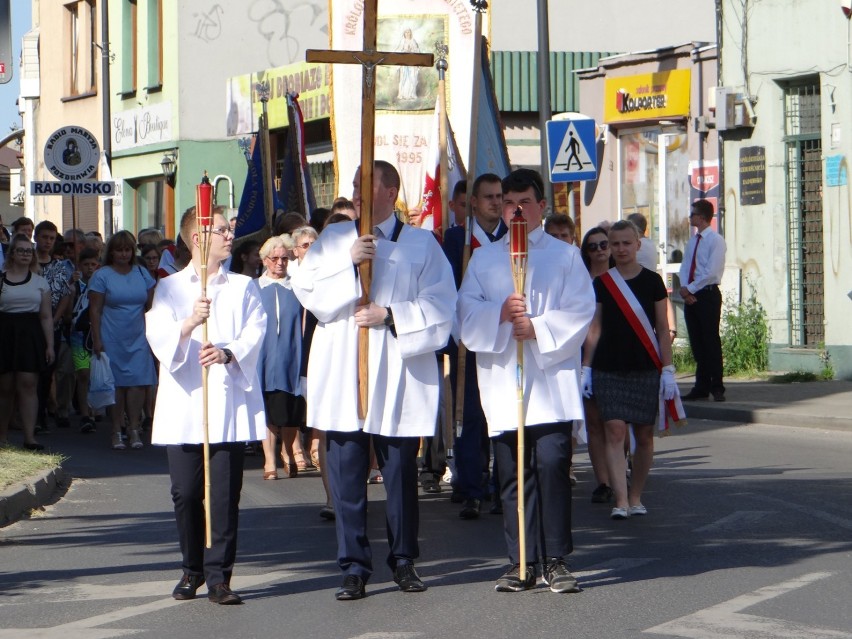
{"left": 306, "top": 0, "right": 433, "bottom": 418}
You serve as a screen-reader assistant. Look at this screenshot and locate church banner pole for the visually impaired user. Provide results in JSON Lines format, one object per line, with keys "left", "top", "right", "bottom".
{"left": 256, "top": 82, "right": 275, "bottom": 236}
{"left": 455, "top": 0, "right": 488, "bottom": 439}
{"left": 306, "top": 0, "right": 433, "bottom": 419}
{"left": 196, "top": 172, "right": 214, "bottom": 549}
{"left": 435, "top": 42, "right": 455, "bottom": 459}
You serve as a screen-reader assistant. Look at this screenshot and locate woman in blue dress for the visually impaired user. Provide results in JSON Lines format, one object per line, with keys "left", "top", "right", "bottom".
{"left": 89, "top": 231, "right": 157, "bottom": 450}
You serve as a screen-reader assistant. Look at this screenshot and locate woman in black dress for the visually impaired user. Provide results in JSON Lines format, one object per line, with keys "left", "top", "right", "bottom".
{"left": 582, "top": 220, "right": 676, "bottom": 520}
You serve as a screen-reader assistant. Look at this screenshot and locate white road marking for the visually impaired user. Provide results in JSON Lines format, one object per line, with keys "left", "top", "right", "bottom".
{"left": 756, "top": 495, "right": 852, "bottom": 532}
{"left": 694, "top": 511, "right": 774, "bottom": 533}
{"left": 576, "top": 557, "right": 659, "bottom": 579}
{"left": 645, "top": 571, "right": 852, "bottom": 638}
{"left": 0, "top": 569, "right": 301, "bottom": 639}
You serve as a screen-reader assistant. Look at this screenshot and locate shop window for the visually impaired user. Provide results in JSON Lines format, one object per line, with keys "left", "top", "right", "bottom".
{"left": 130, "top": 177, "right": 165, "bottom": 234}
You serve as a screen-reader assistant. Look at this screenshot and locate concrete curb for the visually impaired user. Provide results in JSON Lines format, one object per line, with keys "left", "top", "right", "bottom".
{"left": 684, "top": 403, "right": 852, "bottom": 431}
{"left": 0, "top": 467, "right": 69, "bottom": 528}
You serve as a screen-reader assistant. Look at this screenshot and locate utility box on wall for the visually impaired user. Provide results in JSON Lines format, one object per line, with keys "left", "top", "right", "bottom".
{"left": 714, "top": 87, "right": 737, "bottom": 130}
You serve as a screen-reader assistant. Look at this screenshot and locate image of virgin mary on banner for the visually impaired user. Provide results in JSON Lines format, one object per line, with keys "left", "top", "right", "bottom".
{"left": 329, "top": 0, "right": 486, "bottom": 213}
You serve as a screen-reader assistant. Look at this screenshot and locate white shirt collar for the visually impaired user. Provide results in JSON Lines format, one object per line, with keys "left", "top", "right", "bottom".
{"left": 374, "top": 213, "right": 398, "bottom": 239}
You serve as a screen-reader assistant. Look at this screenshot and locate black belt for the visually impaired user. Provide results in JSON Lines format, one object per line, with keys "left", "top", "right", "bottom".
{"left": 695, "top": 284, "right": 719, "bottom": 293}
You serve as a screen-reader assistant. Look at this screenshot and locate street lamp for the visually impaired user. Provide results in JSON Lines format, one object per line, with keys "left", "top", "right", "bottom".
{"left": 160, "top": 151, "right": 177, "bottom": 187}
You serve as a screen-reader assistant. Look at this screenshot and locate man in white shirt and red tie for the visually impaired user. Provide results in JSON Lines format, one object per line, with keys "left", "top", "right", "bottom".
{"left": 679, "top": 199, "right": 727, "bottom": 402}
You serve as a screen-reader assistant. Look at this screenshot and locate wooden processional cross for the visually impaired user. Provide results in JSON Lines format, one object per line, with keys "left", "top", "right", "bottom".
{"left": 306, "top": 0, "right": 433, "bottom": 418}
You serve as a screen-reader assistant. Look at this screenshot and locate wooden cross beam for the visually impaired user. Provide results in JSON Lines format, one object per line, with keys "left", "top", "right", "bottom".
{"left": 307, "top": 0, "right": 433, "bottom": 418}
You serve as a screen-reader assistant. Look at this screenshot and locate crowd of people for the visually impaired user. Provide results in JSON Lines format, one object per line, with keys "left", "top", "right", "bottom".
{"left": 0, "top": 164, "right": 724, "bottom": 605}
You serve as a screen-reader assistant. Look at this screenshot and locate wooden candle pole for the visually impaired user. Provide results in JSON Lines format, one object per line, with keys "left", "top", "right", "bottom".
{"left": 196, "top": 172, "right": 214, "bottom": 549}
{"left": 509, "top": 206, "right": 528, "bottom": 571}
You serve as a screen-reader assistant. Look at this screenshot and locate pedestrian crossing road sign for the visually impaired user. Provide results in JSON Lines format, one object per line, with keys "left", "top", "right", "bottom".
{"left": 546, "top": 117, "right": 598, "bottom": 182}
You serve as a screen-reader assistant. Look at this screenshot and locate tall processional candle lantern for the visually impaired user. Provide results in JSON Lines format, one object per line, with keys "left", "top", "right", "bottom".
{"left": 196, "top": 172, "right": 214, "bottom": 549}
{"left": 509, "top": 205, "right": 528, "bottom": 570}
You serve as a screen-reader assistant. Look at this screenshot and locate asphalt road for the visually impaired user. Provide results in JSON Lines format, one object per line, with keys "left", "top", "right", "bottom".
{"left": 2, "top": 419, "right": 851, "bottom": 639}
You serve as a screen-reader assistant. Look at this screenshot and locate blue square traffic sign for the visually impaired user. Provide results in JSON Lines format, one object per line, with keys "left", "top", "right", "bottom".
{"left": 546, "top": 117, "right": 598, "bottom": 182}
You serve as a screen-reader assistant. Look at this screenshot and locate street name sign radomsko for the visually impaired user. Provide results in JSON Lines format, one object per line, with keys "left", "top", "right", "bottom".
{"left": 30, "top": 126, "right": 115, "bottom": 196}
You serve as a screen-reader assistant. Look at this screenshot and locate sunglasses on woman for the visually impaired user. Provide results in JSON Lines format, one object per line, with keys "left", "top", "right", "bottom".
{"left": 586, "top": 240, "right": 608, "bottom": 252}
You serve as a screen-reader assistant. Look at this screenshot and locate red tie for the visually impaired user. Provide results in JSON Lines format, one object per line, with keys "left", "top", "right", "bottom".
{"left": 688, "top": 233, "right": 702, "bottom": 284}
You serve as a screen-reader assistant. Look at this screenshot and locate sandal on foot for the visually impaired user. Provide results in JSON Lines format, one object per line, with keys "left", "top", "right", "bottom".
{"left": 263, "top": 470, "right": 279, "bottom": 480}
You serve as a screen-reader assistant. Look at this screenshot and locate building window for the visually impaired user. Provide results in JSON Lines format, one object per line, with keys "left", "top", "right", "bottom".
{"left": 783, "top": 80, "right": 824, "bottom": 348}
{"left": 145, "top": 0, "right": 163, "bottom": 90}
{"left": 65, "top": 0, "right": 96, "bottom": 97}
{"left": 121, "top": 0, "right": 137, "bottom": 96}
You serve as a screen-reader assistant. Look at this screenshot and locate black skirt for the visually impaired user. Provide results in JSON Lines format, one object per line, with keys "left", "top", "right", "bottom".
{"left": 593, "top": 369, "right": 660, "bottom": 425}
{"left": 0, "top": 312, "right": 48, "bottom": 374}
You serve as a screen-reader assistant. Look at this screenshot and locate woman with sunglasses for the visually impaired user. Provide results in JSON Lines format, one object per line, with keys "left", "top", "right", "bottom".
{"left": 582, "top": 220, "right": 675, "bottom": 520}
{"left": 580, "top": 227, "right": 616, "bottom": 504}
{"left": 257, "top": 234, "right": 313, "bottom": 479}
{"left": 0, "top": 234, "right": 55, "bottom": 450}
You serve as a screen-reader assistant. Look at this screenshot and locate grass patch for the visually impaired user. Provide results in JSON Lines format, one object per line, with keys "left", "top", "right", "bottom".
{"left": 0, "top": 447, "right": 65, "bottom": 492}
{"left": 672, "top": 343, "right": 696, "bottom": 374}
{"left": 769, "top": 371, "right": 819, "bottom": 384}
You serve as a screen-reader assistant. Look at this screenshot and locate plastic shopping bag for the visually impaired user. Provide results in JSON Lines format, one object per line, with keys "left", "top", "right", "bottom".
{"left": 88, "top": 353, "right": 116, "bottom": 409}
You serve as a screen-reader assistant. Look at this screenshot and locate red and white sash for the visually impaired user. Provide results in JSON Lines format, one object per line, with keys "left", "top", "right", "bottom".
{"left": 599, "top": 268, "right": 687, "bottom": 433}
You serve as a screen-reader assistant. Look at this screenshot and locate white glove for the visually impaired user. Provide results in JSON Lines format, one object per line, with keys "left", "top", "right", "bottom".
{"left": 581, "top": 366, "right": 593, "bottom": 399}
{"left": 660, "top": 365, "right": 677, "bottom": 401}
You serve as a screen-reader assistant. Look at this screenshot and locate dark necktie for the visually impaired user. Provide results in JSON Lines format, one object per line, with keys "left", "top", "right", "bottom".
{"left": 687, "top": 233, "right": 702, "bottom": 284}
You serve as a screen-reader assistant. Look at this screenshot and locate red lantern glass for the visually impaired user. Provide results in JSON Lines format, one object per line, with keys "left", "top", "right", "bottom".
{"left": 196, "top": 173, "right": 213, "bottom": 227}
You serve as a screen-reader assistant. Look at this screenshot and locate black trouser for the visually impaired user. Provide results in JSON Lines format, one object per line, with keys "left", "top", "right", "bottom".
{"left": 36, "top": 327, "right": 63, "bottom": 426}
{"left": 684, "top": 285, "right": 725, "bottom": 395}
{"left": 492, "top": 423, "right": 573, "bottom": 565}
{"left": 327, "top": 431, "right": 420, "bottom": 580}
{"left": 167, "top": 443, "right": 245, "bottom": 587}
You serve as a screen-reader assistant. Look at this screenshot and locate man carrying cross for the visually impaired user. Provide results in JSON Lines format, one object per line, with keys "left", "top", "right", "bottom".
{"left": 290, "top": 160, "right": 457, "bottom": 600}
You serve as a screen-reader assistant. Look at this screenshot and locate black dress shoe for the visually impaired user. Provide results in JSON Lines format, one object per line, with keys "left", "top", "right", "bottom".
{"left": 459, "top": 498, "right": 481, "bottom": 520}
{"left": 712, "top": 391, "right": 726, "bottom": 402}
{"left": 421, "top": 477, "right": 442, "bottom": 493}
{"left": 335, "top": 574, "right": 366, "bottom": 600}
{"left": 393, "top": 564, "right": 427, "bottom": 592}
{"left": 172, "top": 574, "right": 205, "bottom": 600}
{"left": 23, "top": 442, "right": 45, "bottom": 451}
{"left": 207, "top": 583, "right": 242, "bottom": 605}
{"left": 682, "top": 390, "right": 710, "bottom": 401}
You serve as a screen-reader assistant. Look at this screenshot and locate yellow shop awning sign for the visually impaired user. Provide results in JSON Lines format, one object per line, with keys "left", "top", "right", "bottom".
{"left": 604, "top": 69, "right": 691, "bottom": 124}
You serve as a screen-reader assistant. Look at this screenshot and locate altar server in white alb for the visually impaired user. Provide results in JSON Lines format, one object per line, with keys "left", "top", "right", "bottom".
{"left": 458, "top": 169, "right": 595, "bottom": 595}
{"left": 290, "top": 161, "right": 457, "bottom": 601}
{"left": 146, "top": 206, "right": 267, "bottom": 606}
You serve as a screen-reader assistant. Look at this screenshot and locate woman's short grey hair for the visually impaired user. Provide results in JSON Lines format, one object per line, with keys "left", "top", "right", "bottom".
{"left": 259, "top": 234, "right": 294, "bottom": 260}
{"left": 291, "top": 225, "right": 318, "bottom": 244}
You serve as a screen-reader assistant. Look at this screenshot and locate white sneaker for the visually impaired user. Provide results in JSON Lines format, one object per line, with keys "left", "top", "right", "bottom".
{"left": 627, "top": 504, "right": 647, "bottom": 516}
{"left": 610, "top": 507, "right": 629, "bottom": 520}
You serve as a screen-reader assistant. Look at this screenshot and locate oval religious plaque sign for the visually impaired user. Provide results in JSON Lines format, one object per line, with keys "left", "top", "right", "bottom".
{"left": 43, "top": 126, "right": 100, "bottom": 181}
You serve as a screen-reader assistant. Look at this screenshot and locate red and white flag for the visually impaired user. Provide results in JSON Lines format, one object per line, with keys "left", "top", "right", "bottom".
{"left": 420, "top": 98, "right": 466, "bottom": 236}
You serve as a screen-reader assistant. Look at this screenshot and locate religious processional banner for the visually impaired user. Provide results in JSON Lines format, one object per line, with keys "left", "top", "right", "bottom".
{"left": 329, "top": 0, "right": 488, "bottom": 213}
{"left": 225, "top": 62, "right": 332, "bottom": 137}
